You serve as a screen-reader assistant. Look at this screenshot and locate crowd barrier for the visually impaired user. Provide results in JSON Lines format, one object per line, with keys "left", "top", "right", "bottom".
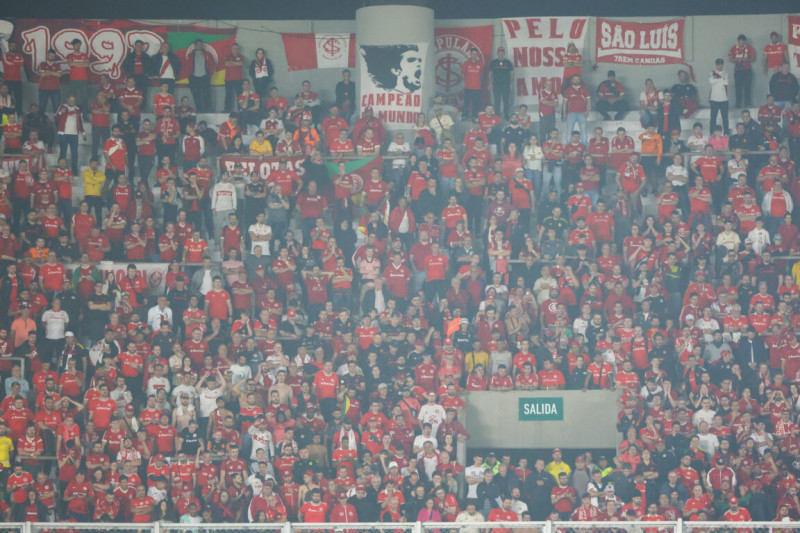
{"left": 20, "top": 521, "right": 800, "bottom": 533}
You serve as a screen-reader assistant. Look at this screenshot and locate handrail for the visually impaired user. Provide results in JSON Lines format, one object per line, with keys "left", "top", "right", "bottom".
{"left": 27, "top": 519, "right": 800, "bottom": 528}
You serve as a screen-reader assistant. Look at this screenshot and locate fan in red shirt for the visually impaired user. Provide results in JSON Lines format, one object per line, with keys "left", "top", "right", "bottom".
{"left": 63, "top": 470, "right": 94, "bottom": 520}
{"left": 682, "top": 484, "right": 711, "bottom": 519}
{"left": 129, "top": 484, "right": 154, "bottom": 522}
{"left": 723, "top": 496, "right": 752, "bottom": 521}
{"left": 7, "top": 464, "right": 34, "bottom": 504}
{"left": 424, "top": 243, "right": 449, "bottom": 300}
{"left": 551, "top": 472, "right": 577, "bottom": 519}
{"left": 299, "top": 488, "right": 328, "bottom": 522}
{"left": 205, "top": 277, "right": 232, "bottom": 322}
{"left": 267, "top": 159, "right": 300, "bottom": 197}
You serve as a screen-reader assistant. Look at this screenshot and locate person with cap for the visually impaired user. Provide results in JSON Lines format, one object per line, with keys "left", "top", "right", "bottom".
{"left": 488, "top": 47, "right": 514, "bottom": 120}
{"left": 542, "top": 448, "right": 571, "bottom": 482}
{"left": 596, "top": 70, "right": 629, "bottom": 120}
{"left": 330, "top": 488, "right": 358, "bottom": 523}
{"left": 353, "top": 105, "right": 386, "bottom": 146}
{"left": 722, "top": 495, "right": 751, "bottom": 521}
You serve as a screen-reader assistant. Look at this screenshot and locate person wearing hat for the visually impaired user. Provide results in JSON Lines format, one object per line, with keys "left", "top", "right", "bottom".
{"left": 488, "top": 47, "right": 514, "bottom": 120}
{"left": 596, "top": 70, "right": 629, "bottom": 120}
{"left": 545, "top": 448, "right": 572, "bottom": 481}
{"left": 330, "top": 487, "right": 358, "bottom": 522}
{"left": 723, "top": 495, "right": 751, "bottom": 521}
{"left": 353, "top": 105, "right": 386, "bottom": 146}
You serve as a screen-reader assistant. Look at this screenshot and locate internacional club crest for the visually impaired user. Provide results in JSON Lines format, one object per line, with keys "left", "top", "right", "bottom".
{"left": 434, "top": 32, "right": 484, "bottom": 106}
{"left": 318, "top": 35, "right": 346, "bottom": 62}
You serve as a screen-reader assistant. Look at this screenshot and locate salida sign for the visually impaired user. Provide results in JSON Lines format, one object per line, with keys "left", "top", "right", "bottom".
{"left": 518, "top": 397, "right": 564, "bottom": 421}
{"left": 502, "top": 17, "right": 588, "bottom": 106}
{"left": 596, "top": 18, "right": 685, "bottom": 65}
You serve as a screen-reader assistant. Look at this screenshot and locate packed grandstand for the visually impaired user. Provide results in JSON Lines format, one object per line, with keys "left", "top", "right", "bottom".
{"left": 0, "top": 7, "right": 798, "bottom": 530}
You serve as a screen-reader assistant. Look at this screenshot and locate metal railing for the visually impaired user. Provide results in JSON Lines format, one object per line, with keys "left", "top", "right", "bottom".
{"left": 23, "top": 521, "right": 800, "bottom": 533}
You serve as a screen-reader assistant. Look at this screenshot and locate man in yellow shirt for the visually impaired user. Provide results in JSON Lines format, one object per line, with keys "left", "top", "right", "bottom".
{"left": 0, "top": 423, "right": 13, "bottom": 469}
{"left": 465, "top": 339, "right": 489, "bottom": 374}
{"left": 544, "top": 447, "right": 572, "bottom": 481}
{"left": 249, "top": 130, "right": 273, "bottom": 159}
{"left": 792, "top": 260, "right": 800, "bottom": 287}
{"left": 81, "top": 157, "right": 106, "bottom": 221}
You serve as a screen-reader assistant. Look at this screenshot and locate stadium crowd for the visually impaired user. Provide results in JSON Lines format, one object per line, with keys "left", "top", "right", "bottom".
{"left": 0, "top": 27, "right": 798, "bottom": 528}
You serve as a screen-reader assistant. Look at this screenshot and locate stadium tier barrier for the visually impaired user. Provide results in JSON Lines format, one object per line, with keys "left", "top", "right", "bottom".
{"left": 20, "top": 521, "right": 800, "bottom": 533}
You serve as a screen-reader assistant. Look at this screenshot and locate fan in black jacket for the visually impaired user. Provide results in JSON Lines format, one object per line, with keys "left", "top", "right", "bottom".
{"left": 121, "top": 42, "right": 152, "bottom": 97}
{"left": 149, "top": 43, "right": 182, "bottom": 94}
{"left": 656, "top": 89, "right": 684, "bottom": 136}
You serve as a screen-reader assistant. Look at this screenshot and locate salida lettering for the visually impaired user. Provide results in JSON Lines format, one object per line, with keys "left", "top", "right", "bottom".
{"left": 522, "top": 402, "right": 559, "bottom": 415}
{"left": 599, "top": 21, "right": 680, "bottom": 51}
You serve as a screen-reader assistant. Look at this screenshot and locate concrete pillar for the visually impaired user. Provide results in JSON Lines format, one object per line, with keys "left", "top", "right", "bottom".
{"left": 355, "top": 4, "right": 434, "bottom": 134}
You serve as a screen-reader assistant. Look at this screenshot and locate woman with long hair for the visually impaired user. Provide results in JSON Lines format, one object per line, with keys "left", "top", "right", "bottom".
{"left": 13, "top": 490, "right": 47, "bottom": 522}
{"left": 502, "top": 141, "right": 524, "bottom": 180}
{"left": 249, "top": 48, "right": 273, "bottom": 99}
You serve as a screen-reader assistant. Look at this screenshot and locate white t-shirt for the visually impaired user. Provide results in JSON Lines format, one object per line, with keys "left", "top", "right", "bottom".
{"left": 198, "top": 386, "right": 222, "bottom": 417}
{"left": 248, "top": 223, "right": 272, "bottom": 255}
{"left": 573, "top": 316, "right": 590, "bottom": 336}
{"left": 412, "top": 434, "right": 438, "bottom": 451}
{"left": 230, "top": 363, "right": 252, "bottom": 386}
{"left": 417, "top": 404, "right": 446, "bottom": 435}
{"left": 172, "top": 384, "right": 197, "bottom": 401}
{"left": 387, "top": 141, "right": 410, "bottom": 168}
{"left": 464, "top": 466, "right": 484, "bottom": 498}
{"left": 666, "top": 164, "right": 688, "bottom": 187}
{"left": 147, "top": 376, "right": 171, "bottom": 397}
{"left": 523, "top": 145, "right": 544, "bottom": 171}
{"left": 686, "top": 135, "right": 708, "bottom": 162}
{"left": 41, "top": 309, "right": 68, "bottom": 340}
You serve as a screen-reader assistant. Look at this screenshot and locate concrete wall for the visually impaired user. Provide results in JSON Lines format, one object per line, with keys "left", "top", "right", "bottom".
{"left": 462, "top": 390, "right": 621, "bottom": 450}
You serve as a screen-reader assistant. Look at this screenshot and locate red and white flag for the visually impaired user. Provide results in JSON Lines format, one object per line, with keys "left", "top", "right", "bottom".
{"left": 282, "top": 33, "right": 356, "bottom": 71}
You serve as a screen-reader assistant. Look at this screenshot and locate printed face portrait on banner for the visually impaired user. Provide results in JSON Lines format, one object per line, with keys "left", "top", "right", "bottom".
{"left": 359, "top": 43, "right": 428, "bottom": 127}
{"left": 360, "top": 44, "right": 423, "bottom": 94}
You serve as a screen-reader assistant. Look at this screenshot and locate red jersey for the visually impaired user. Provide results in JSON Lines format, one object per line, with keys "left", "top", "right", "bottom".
{"left": 461, "top": 60, "right": 484, "bottom": 90}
